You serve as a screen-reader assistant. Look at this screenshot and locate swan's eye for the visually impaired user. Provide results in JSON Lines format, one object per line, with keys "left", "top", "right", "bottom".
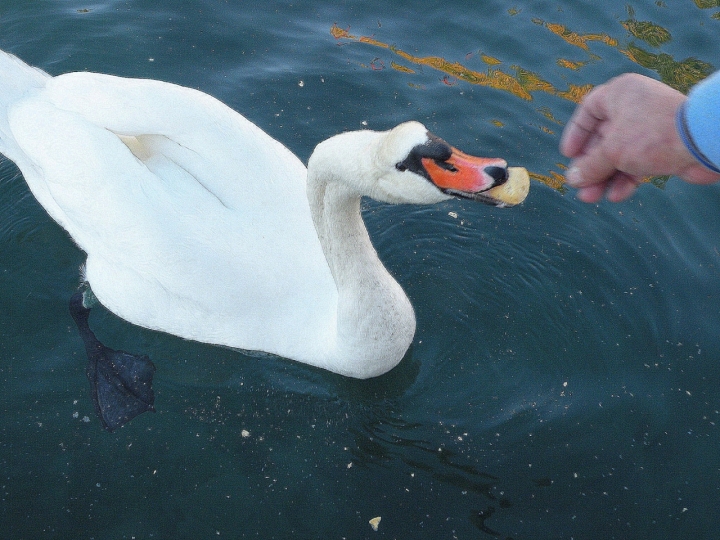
{"left": 396, "top": 162, "right": 408, "bottom": 172}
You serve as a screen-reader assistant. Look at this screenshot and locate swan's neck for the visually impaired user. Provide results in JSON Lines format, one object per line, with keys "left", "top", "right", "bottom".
{"left": 307, "top": 139, "right": 415, "bottom": 378}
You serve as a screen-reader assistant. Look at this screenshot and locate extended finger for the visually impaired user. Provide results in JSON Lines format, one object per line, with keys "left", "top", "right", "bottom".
{"left": 566, "top": 142, "right": 618, "bottom": 189}
{"left": 559, "top": 86, "right": 608, "bottom": 158}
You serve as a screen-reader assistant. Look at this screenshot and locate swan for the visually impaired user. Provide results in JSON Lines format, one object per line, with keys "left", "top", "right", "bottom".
{"left": 0, "top": 50, "right": 528, "bottom": 427}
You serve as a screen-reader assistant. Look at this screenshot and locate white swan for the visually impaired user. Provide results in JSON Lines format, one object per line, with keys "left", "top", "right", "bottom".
{"left": 0, "top": 50, "right": 528, "bottom": 380}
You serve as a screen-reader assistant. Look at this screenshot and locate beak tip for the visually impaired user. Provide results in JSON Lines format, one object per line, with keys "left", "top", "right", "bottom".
{"left": 482, "top": 166, "right": 530, "bottom": 206}
{"left": 483, "top": 165, "right": 509, "bottom": 186}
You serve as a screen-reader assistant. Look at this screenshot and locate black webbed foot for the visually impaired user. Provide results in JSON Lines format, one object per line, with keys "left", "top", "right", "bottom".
{"left": 69, "top": 292, "right": 156, "bottom": 432}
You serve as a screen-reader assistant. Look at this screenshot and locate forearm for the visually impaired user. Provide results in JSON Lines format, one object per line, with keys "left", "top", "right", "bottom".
{"left": 678, "top": 71, "right": 720, "bottom": 173}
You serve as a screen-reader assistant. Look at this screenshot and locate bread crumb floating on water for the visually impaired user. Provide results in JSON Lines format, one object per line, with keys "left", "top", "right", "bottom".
{"left": 369, "top": 516, "right": 381, "bottom": 531}
{"left": 241, "top": 429, "right": 250, "bottom": 438}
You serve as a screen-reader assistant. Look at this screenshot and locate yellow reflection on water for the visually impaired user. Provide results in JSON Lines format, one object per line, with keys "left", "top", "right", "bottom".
{"left": 692, "top": 0, "right": 720, "bottom": 20}
{"left": 622, "top": 44, "right": 713, "bottom": 94}
{"left": 530, "top": 169, "right": 568, "bottom": 193}
{"left": 537, "top": 21, "right": 618, "bottom": 50}
{"left": 390, "top": 61, "right": 415, "bottom": 74}
{"left": 556, "top": 58, "right": 590, "bottom": 71}
{"left": 480, "top": 53, "right": 502, "bottom": 66}
{"left": 693, "top": 0, "right": 720, "bottom": 8}
{"left": 331, "top": 24, "right": 585, "bottom": 104}
{"left": 330, "top": 9, "right": 716, "bottom": 191}
{"left": 622, "top": 19, "right": 671, "bottom": 47}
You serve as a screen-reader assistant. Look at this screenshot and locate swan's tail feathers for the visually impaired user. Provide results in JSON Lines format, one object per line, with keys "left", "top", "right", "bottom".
{"left": 0, "top": 50, "right": 49, "bottom": 102}
{"left": 0, "top": 50, "right": 50, "bottom": 159}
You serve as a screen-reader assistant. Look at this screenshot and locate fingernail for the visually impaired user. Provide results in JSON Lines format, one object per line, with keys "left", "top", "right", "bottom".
{"left": 566, "top": 166, "right": 583, "bottom": 187}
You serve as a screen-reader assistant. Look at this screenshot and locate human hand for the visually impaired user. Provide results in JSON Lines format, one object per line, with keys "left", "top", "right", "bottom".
{"left": 559, "top": 73, "right": 720, "bottom": 203}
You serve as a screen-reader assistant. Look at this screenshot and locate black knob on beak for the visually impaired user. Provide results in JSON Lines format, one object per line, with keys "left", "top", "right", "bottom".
{"left": 484, "top": 166, "right": 509, "bottom": 186}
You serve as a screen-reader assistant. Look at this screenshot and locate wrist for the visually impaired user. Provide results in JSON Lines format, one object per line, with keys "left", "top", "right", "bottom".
{"left": 676, "top": 100, "right": 720, "bottom": 174}
{"left": 677, "top": 72, "right": 720, "bottom": 173}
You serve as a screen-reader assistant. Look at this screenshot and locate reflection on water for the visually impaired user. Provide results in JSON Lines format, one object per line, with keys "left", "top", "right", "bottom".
{"left": 331, "top": 23, "right": 593, "bottom": 104}
{"left": 622, "top": 13, "right": 671, "bottom": 47}
{"left": 694, "top": 0, "right": 720, "bottom": 15}
{"left": 622, "top": 42, "right": 713, "bottom": 93}
{"left": 332, "top": 10, "right": 714, "bottom": 96}
{"left": 3, "top": 1, "right": 720, "bottom": 538}
{"left": 332, "top": 6, "right": 715, "bottom": 191}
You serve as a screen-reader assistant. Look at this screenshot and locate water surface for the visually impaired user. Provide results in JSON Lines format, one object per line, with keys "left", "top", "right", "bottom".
{"left": 2, "top": 1, "right": 720, "bottom": 538}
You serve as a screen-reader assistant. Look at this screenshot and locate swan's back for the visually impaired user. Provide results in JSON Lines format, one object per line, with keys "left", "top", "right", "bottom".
{"left": 0, "top": 51, "right": 338, "bottom": 362}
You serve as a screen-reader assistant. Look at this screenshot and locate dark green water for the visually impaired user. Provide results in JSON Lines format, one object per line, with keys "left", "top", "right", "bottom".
{"left": 2, "top": 1, "right": 720, "bottom": 538}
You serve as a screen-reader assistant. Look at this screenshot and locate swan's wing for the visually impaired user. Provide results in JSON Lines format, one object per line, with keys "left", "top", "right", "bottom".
{"left": 0, "top": 51, "right": 50, "bottom": 162}
{"left": 8, "top": 97, "right": 193, "bottom": 256}
{"left": 42, "top": 72, "right": 308, "bottom": 212}
{"left": 8, "top": 76, "right": 338, "bottom": 357}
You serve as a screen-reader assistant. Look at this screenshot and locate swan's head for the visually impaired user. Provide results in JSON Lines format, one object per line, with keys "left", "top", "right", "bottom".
{"left": 309, "top": 121, "right": 528, "bottom": 207}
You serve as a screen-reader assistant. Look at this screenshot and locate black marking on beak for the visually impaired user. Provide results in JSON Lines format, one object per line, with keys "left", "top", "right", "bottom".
{"left": 484, "top": 166, "right": 508, "bottom": 186}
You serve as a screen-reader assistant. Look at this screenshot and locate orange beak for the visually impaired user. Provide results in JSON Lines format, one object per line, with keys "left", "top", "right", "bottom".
{"left": 422, "top": 148, "right": 508, "bottom": 195}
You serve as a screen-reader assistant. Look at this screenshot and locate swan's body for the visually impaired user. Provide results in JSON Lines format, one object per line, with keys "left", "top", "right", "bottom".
{"left": 0, "top": 50, "right": 524, "bottom": 380}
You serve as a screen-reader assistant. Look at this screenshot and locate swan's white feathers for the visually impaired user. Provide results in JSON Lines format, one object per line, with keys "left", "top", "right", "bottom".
{"left": 0, "top": 50, "right": 487, "bottom": 378}
{"left": 6, "top": 65, "right": 339, "bottom": 365}
{"left": 310, "top": 123, "right": 450, "bottom": 205}
{"left": 374, "top": 122, "right": 454, "bottom": 204}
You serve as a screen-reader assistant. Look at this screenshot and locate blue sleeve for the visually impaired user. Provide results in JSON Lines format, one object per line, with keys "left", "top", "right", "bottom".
{"left": 677, "top": 71, "right": 720, "bottom": 173}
